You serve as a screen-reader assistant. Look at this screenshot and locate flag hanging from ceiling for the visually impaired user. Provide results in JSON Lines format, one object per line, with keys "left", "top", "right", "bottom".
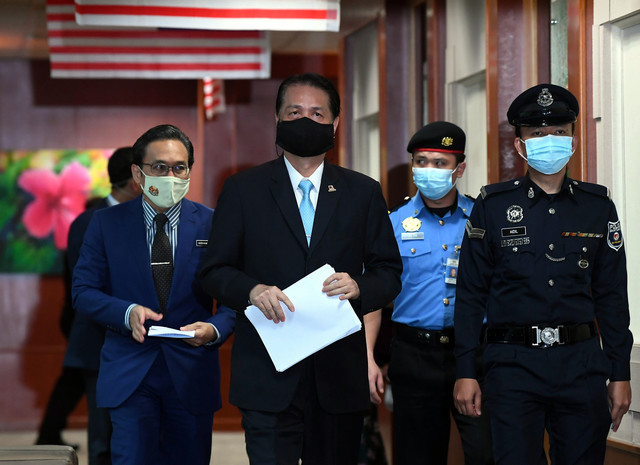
{"left": 203, "top": 78, "right": 225, "bottom": 119}
{"left": 74, "top": 0, "right": 340, "bottom": 32}
{"left": 46, "top": 0, "right": 271, "bottom": 79}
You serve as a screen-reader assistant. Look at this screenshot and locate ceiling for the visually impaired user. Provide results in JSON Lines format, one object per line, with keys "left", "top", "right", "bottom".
{"left": 0, "top": 0, "right": 383, "bottom": 59}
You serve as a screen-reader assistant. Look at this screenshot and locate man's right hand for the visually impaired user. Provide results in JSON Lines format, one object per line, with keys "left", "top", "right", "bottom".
{"left": 453, "top": 378, "right": 483, "bottom": 417}
{"left": 249, "top": 284, "right": 295, "bottom": 324}
{"left": 129, "top": 305, "right": 163, "bottom": 343}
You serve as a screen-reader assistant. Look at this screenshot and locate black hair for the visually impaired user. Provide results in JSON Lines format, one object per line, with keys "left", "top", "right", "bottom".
{"left": 132, "top": 124, "right": 194, "bottom": 168}
{"left": 275, "top": 73, "right": 341, "bottom": 119}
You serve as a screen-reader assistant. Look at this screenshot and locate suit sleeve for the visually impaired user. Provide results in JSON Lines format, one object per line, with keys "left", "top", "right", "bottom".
{"left": 72, "top": 213, "right": 133, "bottom": 332}
{"left": 205, "top": 304, "right": 236, "bottom": 347}
{"left": 591, "top": 201, "right": 632, "bottom": 381}
{"left": 454, "top": 197, "right": 493, "bottom": 379}
{"left": 352, "top": 182, "right": 403, "bottom": 315}
{"left": 199, "top": 176, "right": 260, "bottom": 311}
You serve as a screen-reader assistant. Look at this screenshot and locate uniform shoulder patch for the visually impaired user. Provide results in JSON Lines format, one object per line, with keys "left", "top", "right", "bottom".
{"left": 389, "top": 196, "right": 411, "bottom": 214}
{"left": 480, "top": 178, "right": 523, "bottom": 199}
{"left": 465, "top": 220, "right": 486, "bottom": 239}
{"left": 570, "top": 180, "right": 610, "bottom": 200}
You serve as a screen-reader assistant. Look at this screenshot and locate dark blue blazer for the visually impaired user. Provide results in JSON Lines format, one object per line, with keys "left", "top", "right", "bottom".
{"left": 64, "top": 198, "right": 109, "bottom": 371}
{"left": 72, "top": 197, "right": 235, "bottom": 415}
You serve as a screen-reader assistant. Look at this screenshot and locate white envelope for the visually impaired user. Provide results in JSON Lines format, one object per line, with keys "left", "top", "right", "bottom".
{"left": 244, "top": 264, "right": 362, "bottom": 372}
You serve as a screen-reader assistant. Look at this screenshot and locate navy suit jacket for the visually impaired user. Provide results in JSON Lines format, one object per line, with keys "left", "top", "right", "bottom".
{"left": 73, "top": 197, "right": 235, "bottom": 415}
{"left": 64, "top": 198, "right": 109, "bottom": 371}
{"left": 200, "top": 158, "right": 402, "bottom": 414}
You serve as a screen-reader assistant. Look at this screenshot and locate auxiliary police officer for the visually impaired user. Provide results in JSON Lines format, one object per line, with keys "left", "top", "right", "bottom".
{"left": 367, "top": 121, "right": 493, "bottom": 465}
{"left": 453, "top": 84, "right": 632, "bottom": 465}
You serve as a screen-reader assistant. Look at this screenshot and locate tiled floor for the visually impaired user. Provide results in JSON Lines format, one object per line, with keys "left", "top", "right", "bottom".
{"left": 0, "top": 429, "right": 249, "bottom": 465}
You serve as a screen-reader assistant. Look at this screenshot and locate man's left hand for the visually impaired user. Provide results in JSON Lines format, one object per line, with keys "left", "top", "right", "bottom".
{"left": 322, "top": 272, "right": 360, "bottom": 300}
{"left": 608, "top": 380, "right": 632, "bottom": 432}
{"left": 180, "top": 322, "right": 216, "bottom": 347}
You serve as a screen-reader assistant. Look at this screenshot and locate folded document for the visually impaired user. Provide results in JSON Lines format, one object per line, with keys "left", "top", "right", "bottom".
{"left": 244, "top": 264, "right": 362, "bottom": 372}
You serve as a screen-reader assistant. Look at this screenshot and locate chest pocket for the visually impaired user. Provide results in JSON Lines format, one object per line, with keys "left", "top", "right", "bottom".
{"left": 399, "top": 239, "right": 437, "bottom": 284}
{"left": 554, "top": 238, "right": 596, "bottom": 284}
{"left": 492, "top": 237, "right": 536, "bottom": 281}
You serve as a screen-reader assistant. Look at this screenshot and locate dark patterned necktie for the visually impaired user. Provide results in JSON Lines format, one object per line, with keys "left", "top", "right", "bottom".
{"left": 151, "top": 213, "right": 173, "bottom": 313}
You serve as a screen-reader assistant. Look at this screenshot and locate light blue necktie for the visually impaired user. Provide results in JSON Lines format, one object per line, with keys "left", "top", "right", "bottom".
{"left": 299, "top": 179, "right": 315, "bottom": 245}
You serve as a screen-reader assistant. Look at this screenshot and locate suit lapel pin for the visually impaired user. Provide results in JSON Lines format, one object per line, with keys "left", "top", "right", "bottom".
{"left": 328, "top": 185, "right": 336, "bottom": 192}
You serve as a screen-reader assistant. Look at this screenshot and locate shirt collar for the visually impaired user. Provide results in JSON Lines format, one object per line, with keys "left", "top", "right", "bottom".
{"left": 283, "top": 155, "right": 324, "bottom": 193}
{"left": 523, "top": 173, "right": 577, "bottom": 205}
{"left": 411, "top": 190, "right": 469, "bottom": 218}
{"left": 142, "top": 197, "right": 181, "bottom": 229}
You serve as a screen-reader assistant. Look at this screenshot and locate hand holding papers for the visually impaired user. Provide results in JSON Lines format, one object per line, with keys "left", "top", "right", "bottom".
{"left": 244, "top": 264, "right": 362, "bottom": 372}
{"left": 148, "top": 325, "right": 195, "bottom": 339}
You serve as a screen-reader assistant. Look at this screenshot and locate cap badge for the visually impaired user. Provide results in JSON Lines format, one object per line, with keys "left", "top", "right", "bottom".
{"left": 402, "top": 216, "right": 422, "bottom": 232}
{"left": 537, "top": 88, "right": 554, "bottom": 107}
{"left": 506, "top": 205, "right": 524, "bottom": 223}
{"left": 441, "top": 137, "right": 453, "bottom": 147}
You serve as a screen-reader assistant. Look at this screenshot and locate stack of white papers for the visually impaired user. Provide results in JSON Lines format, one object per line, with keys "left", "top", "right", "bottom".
{"left": 148, "top": 326, "right": 195, "bottom": 338}
{"left": 245, "top": 264, "right": 362, "bottom": 372}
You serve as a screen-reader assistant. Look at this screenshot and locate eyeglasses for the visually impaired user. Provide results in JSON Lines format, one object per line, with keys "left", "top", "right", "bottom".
{"left": 139, "top": 162, "right": 190, "bottom": 179}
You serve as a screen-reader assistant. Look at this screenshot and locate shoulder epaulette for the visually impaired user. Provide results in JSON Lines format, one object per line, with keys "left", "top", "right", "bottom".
{"left": 480, "top": 178, "right": 523, "bottom": 199}
{"left": 569, "top": 179, "right": 611, "bottom": 200}
{"left": 389, "top": 196, "right": 411, "bottom": 214}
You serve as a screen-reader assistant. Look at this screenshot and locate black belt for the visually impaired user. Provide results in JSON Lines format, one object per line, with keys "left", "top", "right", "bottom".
{"left": 485, "top": 322, "right": 597, "bottom": 348}
{"left": 394, "top": 323, "right": 455, "bottom": 349}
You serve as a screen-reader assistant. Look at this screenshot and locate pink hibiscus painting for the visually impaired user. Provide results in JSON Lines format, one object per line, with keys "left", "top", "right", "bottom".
{"left": 17, "top": 161, "right": 91, "bottom": 250}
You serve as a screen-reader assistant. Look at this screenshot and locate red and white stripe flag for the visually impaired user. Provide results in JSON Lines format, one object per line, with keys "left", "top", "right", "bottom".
{"left": 74, "top": 0, "right": 340, "bottom": 32}
{"left": 202, "top": 78, "right": 225, "bottom": 119}
{"left": 47, "top": 0, "right": 271, "bottom": 79}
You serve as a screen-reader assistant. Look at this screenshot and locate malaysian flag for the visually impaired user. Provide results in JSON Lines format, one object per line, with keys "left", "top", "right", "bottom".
{"left": 74, "top": 0, "right": 340, "bottom": 32}
{"left": 46, "top": 0, "right": 271, "bottom": 79}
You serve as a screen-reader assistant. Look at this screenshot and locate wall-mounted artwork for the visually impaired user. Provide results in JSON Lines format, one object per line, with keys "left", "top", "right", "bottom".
{"left": 0, "top": 149, "right": 113, "bottom": 274}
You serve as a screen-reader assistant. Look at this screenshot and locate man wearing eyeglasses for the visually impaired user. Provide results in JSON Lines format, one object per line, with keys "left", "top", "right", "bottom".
{"left": 73, "top": 124, "right": 236, "bottom": 465}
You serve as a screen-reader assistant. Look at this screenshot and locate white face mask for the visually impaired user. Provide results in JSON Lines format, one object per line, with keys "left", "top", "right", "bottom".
{"left": 139, "top": 170, "right": 190, "bottom": 209}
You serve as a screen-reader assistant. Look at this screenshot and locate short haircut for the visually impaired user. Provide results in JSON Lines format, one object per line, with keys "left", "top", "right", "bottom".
{"left": 132, "top": 124, "right": 194, "bottom": 168}
{"left": 275, "top": 73, "right": 341, "bottom": 120}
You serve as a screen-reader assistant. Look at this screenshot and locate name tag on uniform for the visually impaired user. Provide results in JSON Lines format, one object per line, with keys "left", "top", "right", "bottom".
{"left": 445, "top": 257, "right": 459, "bottom": 285}
{"left": 401, "top": 232, "right": 424, "bottom": 241}
{"left": 196, "top": 240, "right": 208, "bottom": 247}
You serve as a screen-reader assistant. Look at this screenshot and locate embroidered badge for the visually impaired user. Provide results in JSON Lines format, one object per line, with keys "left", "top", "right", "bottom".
{"left": 537, "top": 88, "right": 554, "bottom": 107}
{"left": 441, "top": 137, "right": 453, "bottom": 147}
{"left": 402, "top": 217, "right": 422, "bottom": 232}
{"left": 465, "top": 220, "right": 486, "bottom": 239}
{"left": 607, "top": 221, "right": 623, "bottom": 251}
{"left": 148, "top": 186, "right": 159, "bottom": 196}
{"left": 506, "top": 205, "right": 524, "bottom": 223}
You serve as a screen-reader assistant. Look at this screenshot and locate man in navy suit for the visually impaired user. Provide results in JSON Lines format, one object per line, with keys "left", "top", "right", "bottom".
{"left": 63, "top": 146, "right": 140, "bottom": 465}
{"left": 200, "top": 73, "right": 402, "bottom": 465}
{"left": 73, "top": 125, "right": 235, "bottom": 465}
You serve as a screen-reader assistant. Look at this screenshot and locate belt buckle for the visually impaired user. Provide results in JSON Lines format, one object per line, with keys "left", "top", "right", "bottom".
{"left": 532, "top": 325, "right": 564, "bottom": 347}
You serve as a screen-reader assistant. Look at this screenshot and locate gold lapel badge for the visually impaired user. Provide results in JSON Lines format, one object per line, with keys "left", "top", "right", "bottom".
{"left": 328, "top": 185, "right": 336, "bottom": 192}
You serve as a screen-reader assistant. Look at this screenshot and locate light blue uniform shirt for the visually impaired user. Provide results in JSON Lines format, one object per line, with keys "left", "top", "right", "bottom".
{"left": 389, "top": 191, "right": 474, "bottom": 330}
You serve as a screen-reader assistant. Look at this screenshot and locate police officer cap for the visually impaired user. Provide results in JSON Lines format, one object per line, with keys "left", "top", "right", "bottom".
{"left": 507, "top": 83, "right": 579, "bottom": 127}
{"left": 406, "top": 121, "right": 465, "bottom": 154}
{"left": 107, "top": 146, "right": 134, "bottom": 185}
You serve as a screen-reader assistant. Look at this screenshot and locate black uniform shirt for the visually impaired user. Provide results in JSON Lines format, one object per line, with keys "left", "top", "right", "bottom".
{"left": 454, "top": 174, "right": 632, "bottom": 381}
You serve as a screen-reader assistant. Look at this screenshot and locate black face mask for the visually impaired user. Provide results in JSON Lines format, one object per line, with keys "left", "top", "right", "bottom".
{"left": 276, "top": 117, "right": 335, "bottom": 158}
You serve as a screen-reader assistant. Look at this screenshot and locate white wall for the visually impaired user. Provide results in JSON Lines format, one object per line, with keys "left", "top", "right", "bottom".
{"left": 445, "top": 0, "right": 488, "bottom": 198}
{"left": 593, "top": 0, "right": 640, "bottom": 445}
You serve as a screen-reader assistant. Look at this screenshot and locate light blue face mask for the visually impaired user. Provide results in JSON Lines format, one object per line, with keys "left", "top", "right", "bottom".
{"left": 521, "top": 135, "right": 573, "bottom": 175}
{"left": 412, "top": 166, "right": 458, "bottom": 200}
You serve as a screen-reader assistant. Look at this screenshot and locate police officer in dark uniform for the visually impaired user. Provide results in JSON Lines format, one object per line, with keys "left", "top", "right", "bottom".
{"left": 452, "top": 84, "right": 632, "bottom": 465}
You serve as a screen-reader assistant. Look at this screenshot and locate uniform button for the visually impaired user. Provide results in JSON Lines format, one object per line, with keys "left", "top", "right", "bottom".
{"left": 582, "top": 247, "right": 587, "bottom": 252}
{"left": 442, "top": 244, "right": 448, "bottom": 251}
{"left": 549, "top": 208, "right": 556, "bottom": 215}
{"left": 549, "top": 243, "right": 554, "bottom": 251}
{"left": 443, "top": 298, "right": 449, "bottom": 306}
{"left": 439, "top": 220, "right": 445, "bottom": 226}
{"left": 411, "top": 248, "right": 416, "bottom": 254}
{"left": 463, "top": 208, "right": 467, "bottom": 213}
{"left": 549, "top": 279, "right": 555, "bottom": 287}
{"left": 414, "top": 210, "right": 419, "bottom": 215}
{"left": 513, "top": 247, "right": 518, "bottom": 252}
{"left": 514, "top": 180, "right": 520, "bottom": 185}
